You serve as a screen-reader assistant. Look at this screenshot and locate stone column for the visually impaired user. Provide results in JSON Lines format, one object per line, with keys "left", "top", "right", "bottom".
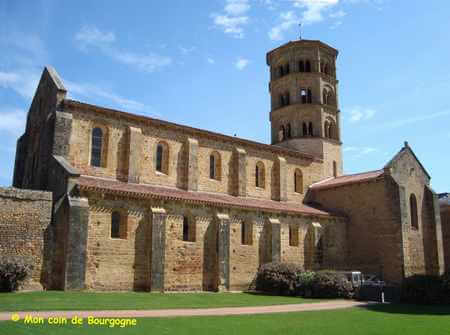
{"left": 234, "top": 148, "right": 247, "bottom": 197}
{"left": 150, "top": 207, "right": 167, "bottom": 292}
{"left": 216, "top": 213, "right": 230, "bottom": 292}
{"left": 128, "top": 126, "right": 142, "bottom": 183}
{"left": 277, "top": 156, "right": 287, "bottom": 201}
{"left": 269, "top": 218, "right": 281, "bottom": 262}
{"left": 186, "top": 138, "right": 199, "bottom": 191}
{"left": 64, "top": 196, "right": 89, "bottom": 290}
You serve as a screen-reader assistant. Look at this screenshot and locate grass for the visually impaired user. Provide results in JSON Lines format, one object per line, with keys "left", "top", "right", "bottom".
{"left": 0, "top": 304, "right": 449, "bottom": 335}
{"left": 0, "top": 291, "right": 318, "bottom": 312}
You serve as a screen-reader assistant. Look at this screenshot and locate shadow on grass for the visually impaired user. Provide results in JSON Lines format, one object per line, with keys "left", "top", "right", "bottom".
{"left": 357, "top": 303, "right": 450, "bottom": 316}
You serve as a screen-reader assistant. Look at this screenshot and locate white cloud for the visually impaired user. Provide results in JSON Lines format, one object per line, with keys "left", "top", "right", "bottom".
{"left": 292, "top": 0, "right": 339, "bottom": 24}
{"left": 179, "top": 46, "right": 196, "bottom": 55}
{"left": 0, "top": 70, "right": 40, "bottom": 100}
{"left": 348, "top": 106, "right": 376, "bottom": 123}
{"left": 207, "top": 57, "right": 215, "bottom": 64}
{"left": 225, "top": 0, "right": 250, "bottom": 16}
{"left": 269, "top": 11, "right": 299, "bottom": 41}
{"left": 211, "top": 0, "right": 251, "bottom": 38}
{"left": 65, "top": 80, "right": 153, "bottom": 113}
{"left": 330, "top": 9, "right": 347, "bottom": 18}
{"left": 74, "top": 25, "right": 171, "bottom": 73}
{"left": 381, "top": 110, "right": 450, "bottom": 130}
{"left": 235, "top": 57, "right": 249, "bottom": 70}
{"left": 0, "top": 107, "right": 26, "bottom": 136}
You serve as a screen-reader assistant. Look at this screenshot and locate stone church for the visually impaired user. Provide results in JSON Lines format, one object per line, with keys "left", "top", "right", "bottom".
{"left": 1, "top": 39, "right": 447, "bottom": 292}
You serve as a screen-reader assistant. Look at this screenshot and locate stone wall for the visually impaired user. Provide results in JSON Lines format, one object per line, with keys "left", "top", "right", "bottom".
{"left": 441, "top": 205, "right": 450, "bottom": 272}
{"left": 78, "top": 190, "right": 344, "bottom": 291}
{"left": 0, "top": 187, "right": 52, "bottom": 290}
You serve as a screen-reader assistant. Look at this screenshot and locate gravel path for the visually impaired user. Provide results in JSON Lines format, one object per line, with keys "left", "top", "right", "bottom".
{"left": 0, "top": 300, "right": 372, "bottom": 321}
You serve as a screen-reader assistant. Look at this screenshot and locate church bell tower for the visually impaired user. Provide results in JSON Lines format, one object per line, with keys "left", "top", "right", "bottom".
{"left": 267, "top": 39, "right": 342, "bottom": 178}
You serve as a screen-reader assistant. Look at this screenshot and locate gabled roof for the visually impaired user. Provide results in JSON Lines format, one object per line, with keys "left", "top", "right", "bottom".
{"left": 384, "top": 141, "right": 431, "bottom": 179}
{"left": 77, "top": 175, "right": 340, "bottom": 218}
{"left": 309, "top": 170, "right": 384, "bottom": 191}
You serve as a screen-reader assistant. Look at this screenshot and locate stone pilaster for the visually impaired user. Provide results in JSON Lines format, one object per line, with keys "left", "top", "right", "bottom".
{"left": 186, "top": 138, "right": 199, "bottom": 191}
{"left": 269, "top": 218, "right": 281, "bottom": 262}
{"left": 216, "top": 213, "right": 230, "bottom": 292}
{"left": 277, "top": 156, "right": 287, "bottom": 201}
{"left": 150, "top": 207, "right": 167, "bottom": 292}
{"left": 128, "top": 126, "right": 143, "bottom": 183}
{"left": 64, "top": 196, "right": 89, "bottom": 290}
{"left": 234, "top": 148, "right": 247, "bottom": 197}
{"left": 52, "top": 111, "right": 73, "bottom": 158}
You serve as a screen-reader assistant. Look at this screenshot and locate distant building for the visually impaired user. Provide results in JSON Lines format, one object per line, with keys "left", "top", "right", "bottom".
{"left": 1, "top": 39, "right": 446, "bottom": 291}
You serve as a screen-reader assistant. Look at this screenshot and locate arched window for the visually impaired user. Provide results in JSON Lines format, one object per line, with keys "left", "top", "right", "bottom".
{"left": 255, "top": 161, "right": 265, "bottom": 188}
{"left": 305, "top": 60, "right": 311, "bottom": 72}
{"left": 329, "top": 123, "right": 335, "bottom": 139}
{"left": 284, "top": 63, "right": 290, "bottom": 75}
{"left": 182, "top": 216, "right": 196, "bottom": 242}
{"left": 285, "top": 92, "right": 290, "bottom": 105}
{"left": 307, "top": 89, "right": 312, "bottom": 104}
{"left": 241, "top": 222, "right": 253, "bottom": 245}
{"left": 302, "top": 122, "right": 308, "bottom": 136}
{"left": 299, "top": 60, "right": 305, "bottom": 72}
{"left": 333, "top": 161, "right": 337, "bottom": 177}
{"left": 308, "top": 122, "right": 314, "bottom": 136}
{"left": 111, "top": 211, "right": 120, "bottom": 238}
{"left": 300, "top": 88, "right": 307, "bottom": 104}
{"left": 410, "top": 194, "right": 419, "bottom": 229}
{"left": 91, "top": 127, "right": 103, "bottom": 167}
{"left": 324, "top": 64, "right": 329, "bottom": 75}
{"left": 278, "top": 65, "right": 284, "bottom": 77}
{"left": 156, "top": 141, "right": 169, "bottom": 174}
{"left": 279, "top": 125, "right": 286, "bottom": 141}
{"left": 279, "top": 94, "right": 285, "bottom": 107}
{"left": 327, "top": 91, "right": 334, "bottom": 106}
{"left": 210, "top": 151, "right": 221, "bottom": 180}
{"left": 289, "top": 226, "right": 299, "bottom": 246}
{"left": 324, "top": 121, "right": 330, "bottom": 138}
{"left": 323, "top": 89, "right": 328, "bottom": 105}
{"left": 294, "top": 169, "right": 303, "bottom": 194}
{"left": 286, "top": 124, "right": 291, "bottom": 138}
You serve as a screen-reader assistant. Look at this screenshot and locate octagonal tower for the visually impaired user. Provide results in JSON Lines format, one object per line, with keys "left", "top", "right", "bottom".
{"left": 267, "top": 39, "right": 342, "bottom": 178}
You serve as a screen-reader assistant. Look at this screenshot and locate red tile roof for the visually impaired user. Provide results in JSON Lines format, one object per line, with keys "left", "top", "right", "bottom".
{"left": 77, "top": 176, "right": 337, "bottom": 218}
{"left": 309, "top": 170, "right": 385, "bottom": 190}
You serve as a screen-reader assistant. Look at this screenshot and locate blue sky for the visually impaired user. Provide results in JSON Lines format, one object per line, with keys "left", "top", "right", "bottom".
{"left": 0, "top": 0, "right": 449, "bottom": 193}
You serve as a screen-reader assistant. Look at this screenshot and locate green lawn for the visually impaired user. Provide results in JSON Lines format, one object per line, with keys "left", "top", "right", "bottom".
{"left": 1, "top": 304, "right": 449, "bottom": 335}
{"left": 0, "top": 291, "right": 317, "bottom": 312}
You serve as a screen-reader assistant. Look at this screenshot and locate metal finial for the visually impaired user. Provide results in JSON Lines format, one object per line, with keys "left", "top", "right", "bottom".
{"left": 299, "top": 23, "right": 302, "bottom": 40}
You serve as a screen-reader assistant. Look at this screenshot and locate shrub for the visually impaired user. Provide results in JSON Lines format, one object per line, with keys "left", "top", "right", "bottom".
{"left": 255, "top": 262, "right": 304, "bottom": 296}
{"left": 0, "top": 257, "right": 33, "bottom": 292}
{"left": 311, "top": 271, "right": 354, "bottom": 299}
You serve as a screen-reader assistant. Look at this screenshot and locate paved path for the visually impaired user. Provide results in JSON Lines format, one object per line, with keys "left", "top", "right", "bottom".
{"left": 0, "top": 300, "right": 372, "bottom": 321}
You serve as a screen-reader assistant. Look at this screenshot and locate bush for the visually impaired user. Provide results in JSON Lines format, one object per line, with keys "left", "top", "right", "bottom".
{"left": 255, "top": 262, "right": 304, "bottom": 296}
{"left": 401, "top": 274, "right": 450, "bottom": 304}
{"left": 0, "top": 257, "right": 33, "bottom": 292}
{"left": 311, "top": 271, "right": 354, "bottom": 299}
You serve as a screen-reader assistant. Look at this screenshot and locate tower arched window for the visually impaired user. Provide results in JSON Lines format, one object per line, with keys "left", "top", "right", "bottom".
{"left": 308, "top": 122, "right": 314, "bottom": 136}
{"left": 111, "top": 211, "right": 121, "bottom": 238}
{"left": 284, "top": 63, "right": 290, "bottom": 75}
{"left": 91, "top": 127, "right": 103, "bottom": 167}
{"left": 329, "top": 123, "right": 335, "bottom": 139}
{"left": 278, "top": 65, "right": 284, "bottom": 77}
{"left": 255, "top": 161, "right": 265, "bottom": 189}
{"left": 285, "top": 92, "right": 290, "bottom": 105}
{"left": 323, "top": 89, "right": 328, "bottom": 105}
{"left": 307, "top": 89, "right": 312, "bottom": 104}
{"left": 286, "top": 124, "right": 291, "bottom": 138}
{"left": 302, "top": 122, "right": 308, "bottom": 136}
{"left": 299, "top": 60, "right": 305, "bottom": 72}
{"left": 156, "top": 141, "right": 169, "bottom": 174}
{"left": 305, "top": 60, "right": 311, "bottom": 72}
{"left": 294, "top": 169, "right": 303, "bottom": 194}
{"left": 324, "top": 64, "right": 329, "bottom": 75}
{"left": 300, "top": 89, "right": 307, "bottom": 104}
{"left": 410, "top": 194, "right": 419, "bottom": 229}
{"left": 324, "top": 121, "right": 330, "bottom": 138}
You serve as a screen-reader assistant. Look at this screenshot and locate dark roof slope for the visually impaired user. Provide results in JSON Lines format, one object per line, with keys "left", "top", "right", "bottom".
{"left": 309, "top": 170, "right": 384, "bottom": 191}
{"left": 77, "top": 175, "right": 338, "bottom": 218}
